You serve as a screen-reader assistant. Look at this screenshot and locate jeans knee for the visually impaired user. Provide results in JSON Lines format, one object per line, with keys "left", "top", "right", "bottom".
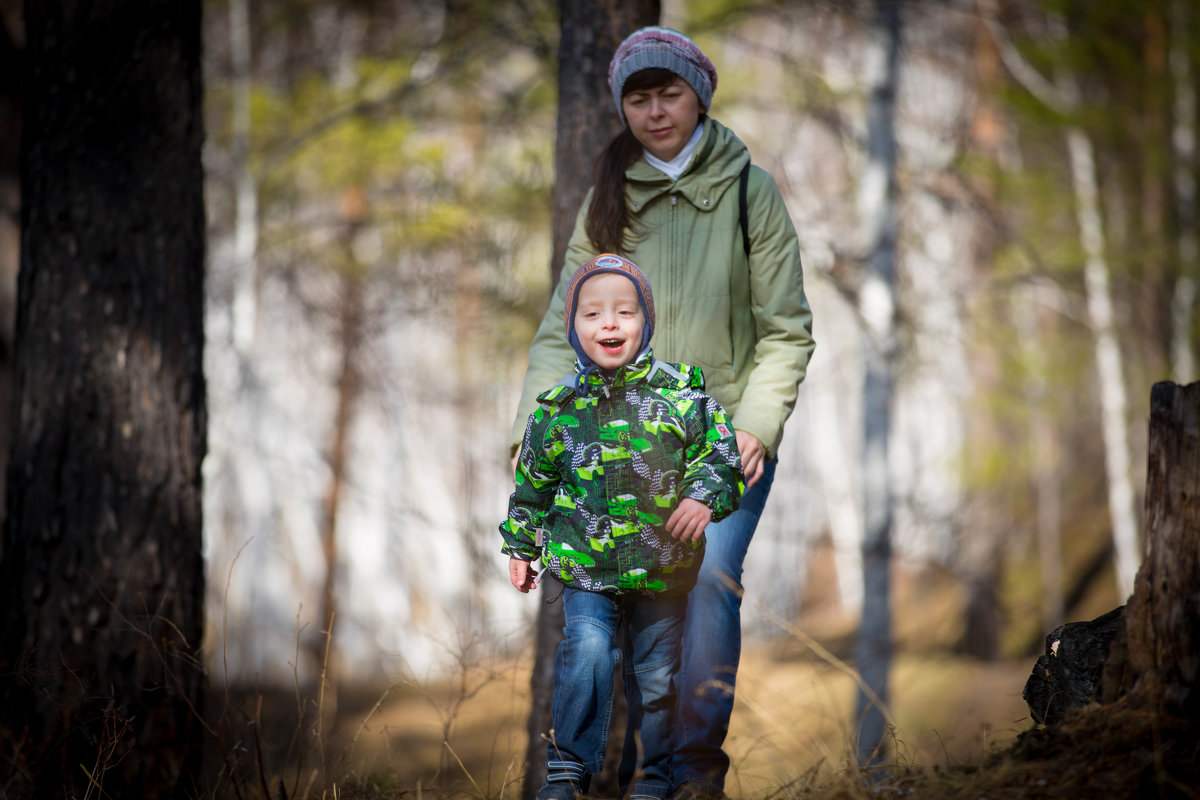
{"left": 695, "top": 560, "right": 743, "bottom": 600}
{"left": 563, "top": 617, "right": 617, "bottom": 661}
{"left": 630, "top": 656, "right": 675, "bottom": 702}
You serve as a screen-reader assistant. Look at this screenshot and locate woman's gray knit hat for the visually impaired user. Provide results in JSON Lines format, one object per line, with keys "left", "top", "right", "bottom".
{"left": 608, "top": 26, "right": 718, "bottom": 126}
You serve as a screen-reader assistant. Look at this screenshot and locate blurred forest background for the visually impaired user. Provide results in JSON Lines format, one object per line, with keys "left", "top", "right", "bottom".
{"left": 0, "top": 0, "right": 1197, "bottom": 795}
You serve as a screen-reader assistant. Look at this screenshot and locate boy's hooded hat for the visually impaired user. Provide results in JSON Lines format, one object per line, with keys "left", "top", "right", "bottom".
{"left": 564, "top": 253, "right": 655, "bottom": 372}
{"left": 608, "top": 26, "right": 718, "bottom": 126}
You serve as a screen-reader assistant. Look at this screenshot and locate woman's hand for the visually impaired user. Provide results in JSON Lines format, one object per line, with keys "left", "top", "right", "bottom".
{"left": 736, "top": 429, "right": 765, "bottom": 488}
{"left": 509, "top": 557, "right": 538, "bottom": 593}
{"left": 666, "top": 498, "right": 712, "bottom": 542}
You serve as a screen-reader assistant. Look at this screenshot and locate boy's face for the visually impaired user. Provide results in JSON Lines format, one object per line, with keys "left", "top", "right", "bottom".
{"left": 573, "top": 272, "right": 646, "bottom": 370}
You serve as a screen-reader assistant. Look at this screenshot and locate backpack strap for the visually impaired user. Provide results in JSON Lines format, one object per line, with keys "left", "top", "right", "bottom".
{"left": 738, "top": 161, "right": 751, "bottom": 257}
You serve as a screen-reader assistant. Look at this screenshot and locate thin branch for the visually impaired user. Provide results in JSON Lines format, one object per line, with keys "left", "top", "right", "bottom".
{"left": 975, "top": 0, "right": 1075, "bottom": 112}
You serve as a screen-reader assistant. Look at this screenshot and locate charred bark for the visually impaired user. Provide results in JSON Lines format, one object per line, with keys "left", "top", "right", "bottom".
{"left": 0, "top": 2, "right": 20, "bottom": 516}
{"left": 0, "top": 2, "right": 206, "bottom": 797}
{"left": 1024, "top": 382, "right": 1200, "bottom": 725}
{"left": 548, "top": 0, "right": 658, "bottom": 289}
{"left": 1125, "top": 381, "right": 1200, "bottom": 713}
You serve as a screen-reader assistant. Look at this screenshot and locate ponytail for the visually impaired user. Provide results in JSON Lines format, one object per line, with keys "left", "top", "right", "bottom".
{"left": 585, "top": 128, "right": 642, "bottom": 255}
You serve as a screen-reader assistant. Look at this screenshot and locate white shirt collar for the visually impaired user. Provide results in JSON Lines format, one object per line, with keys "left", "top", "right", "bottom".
{"left": 642, "top": 123, "right": 704, "bottom": 180}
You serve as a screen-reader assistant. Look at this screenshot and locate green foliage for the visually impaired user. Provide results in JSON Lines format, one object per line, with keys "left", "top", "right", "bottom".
{"left": 205, "top": 0, "right": 558, "bottom": 368}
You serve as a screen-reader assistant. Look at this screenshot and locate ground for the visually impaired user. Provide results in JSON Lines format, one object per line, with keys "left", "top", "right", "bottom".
{"left": 214, "top": 547, "right": 1197, "bottom": 799}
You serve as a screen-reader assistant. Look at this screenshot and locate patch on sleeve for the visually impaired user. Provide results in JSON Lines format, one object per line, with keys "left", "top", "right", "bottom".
{"left": 715, "top": 422, "right": 732, "bottom": 438}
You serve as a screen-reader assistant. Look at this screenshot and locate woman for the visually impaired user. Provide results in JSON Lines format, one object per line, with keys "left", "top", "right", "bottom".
{"left": 510, "top": 26, "right": 815, "bottom": 799}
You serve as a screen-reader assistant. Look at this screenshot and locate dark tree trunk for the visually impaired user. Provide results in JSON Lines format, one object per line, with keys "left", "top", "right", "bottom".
{"left": 522, "top": 3, "right": 658, "bottom": 797}
{"left": 0, "top": 2, "right": 21, "bottom": 516}
{"left": 0, "top": 2, "right": 206, "bottom": 798}
{"left": 1125, "top": 380, "right": 1200, "bottom": 713}
{"left": 547, "top": 0, "right": 658, "bottom": 289}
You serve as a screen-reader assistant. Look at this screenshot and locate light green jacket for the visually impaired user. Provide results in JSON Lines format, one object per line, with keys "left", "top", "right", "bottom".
{"left": 512, "top": 118, "right": 815, "bottom": 459}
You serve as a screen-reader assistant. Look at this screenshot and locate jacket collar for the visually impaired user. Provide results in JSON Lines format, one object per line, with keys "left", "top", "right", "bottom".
{"left": 575, "top": 349, "right": 656, "bottom": 396}
{"left": 624, "top": 118, "right": 751, "bottom": 213}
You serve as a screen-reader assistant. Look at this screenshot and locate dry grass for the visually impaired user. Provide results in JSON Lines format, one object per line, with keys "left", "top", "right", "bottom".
{"left": 303, "top": 643, "right": 1034, "bottom": 799}
{"left": 208, "top": 550, "right": 1197, "bottom": 799}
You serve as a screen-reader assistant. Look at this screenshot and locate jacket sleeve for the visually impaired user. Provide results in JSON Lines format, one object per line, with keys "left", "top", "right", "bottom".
{"left": 679, "top": 387, "right": 745, "bottom": 524}
{"left": 733, "top": 167, "right": 816, "bottom": 459}
{"left": 508, "top": 197, "right": 599, "bottom": 455}
{"left": 500, "top": 406, "right": 560, "bottom": 560}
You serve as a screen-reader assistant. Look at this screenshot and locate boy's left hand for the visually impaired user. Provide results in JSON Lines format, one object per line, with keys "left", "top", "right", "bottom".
{"left": 509, "top": 557, "right": 539, "bottom": 593}
{"left": 666, "top": 498, "right": 712, "bottom": 542}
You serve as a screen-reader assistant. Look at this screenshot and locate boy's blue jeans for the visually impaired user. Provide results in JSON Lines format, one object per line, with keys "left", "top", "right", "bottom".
{"left": 542, "top": 585, "right": 686, "bottom": 800}
{"left": 672, "top": 459, "right": 777, "bottom": 791}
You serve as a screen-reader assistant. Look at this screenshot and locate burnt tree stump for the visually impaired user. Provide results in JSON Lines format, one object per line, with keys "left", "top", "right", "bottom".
{"left": 1024, "top": 381, "right": 1200, "bottom": 725}
{"left": 1125, "top": 381, "right": 1200, "bottom": 713}
{"left": 1023, "top": 606, "right": 1126, "bottom": 724}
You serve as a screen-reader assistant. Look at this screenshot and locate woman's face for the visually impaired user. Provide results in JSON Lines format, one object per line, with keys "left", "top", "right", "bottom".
{"left": 621, "top": 76, "right": 704, "bottom": 162}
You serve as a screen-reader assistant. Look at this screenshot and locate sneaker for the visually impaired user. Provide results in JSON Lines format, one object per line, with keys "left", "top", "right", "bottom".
{"left": 535, "top": 780, "right": 580, "bottom": 800}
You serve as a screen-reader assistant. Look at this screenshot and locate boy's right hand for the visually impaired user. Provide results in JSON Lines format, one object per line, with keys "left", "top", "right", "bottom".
{"left": 509, "top": 557, "right": 538, "bottom": 593}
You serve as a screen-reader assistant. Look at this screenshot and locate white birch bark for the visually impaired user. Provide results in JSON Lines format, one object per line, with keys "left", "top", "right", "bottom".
{"left": 1065, "top": 128, "right": 1140, "bottom": 601}
{"left": 1170, "top": 0, "right": 1197, "bottom": 383}
{"left": 814, "top": 383, "right": 864, "bottom": 614}
{"left": 854, "top": 0, "right": 900, "bottom": 765}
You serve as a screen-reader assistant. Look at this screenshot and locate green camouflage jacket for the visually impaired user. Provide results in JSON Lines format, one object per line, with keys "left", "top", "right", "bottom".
{"left": 501, "top": 351, "right": 744, "bottom": 597}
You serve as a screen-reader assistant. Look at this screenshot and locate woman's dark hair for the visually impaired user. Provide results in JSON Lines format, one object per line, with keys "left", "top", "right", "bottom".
{"left": 586, "top": 68, "right": 693, "bottom": 255}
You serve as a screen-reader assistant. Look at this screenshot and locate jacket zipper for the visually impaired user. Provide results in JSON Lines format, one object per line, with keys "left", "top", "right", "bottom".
{"left": 669, "top": 192, "right": 678, "bottom": 360}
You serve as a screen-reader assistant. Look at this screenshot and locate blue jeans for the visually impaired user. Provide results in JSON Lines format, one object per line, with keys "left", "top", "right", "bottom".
{"left": 672, "top": 459, "right": 776, "bottom": 790}
{"left": 542, "top": 586, "right": 686, "bottom": 800}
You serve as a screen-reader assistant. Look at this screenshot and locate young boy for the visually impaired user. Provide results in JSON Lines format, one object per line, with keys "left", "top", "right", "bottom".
{"left": 501, "top": 253, "right": 744, "bottom": 800}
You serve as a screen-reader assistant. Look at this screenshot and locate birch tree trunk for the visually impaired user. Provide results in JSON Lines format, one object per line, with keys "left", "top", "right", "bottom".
{"left": 1065, "top": 127, "right": 1141, "bottom": 601}
{"left": 814, "top": 386, "right": 863, "bottom": 614}
{"left": 854, "top": 0, "right": 900, "bottom": 766}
